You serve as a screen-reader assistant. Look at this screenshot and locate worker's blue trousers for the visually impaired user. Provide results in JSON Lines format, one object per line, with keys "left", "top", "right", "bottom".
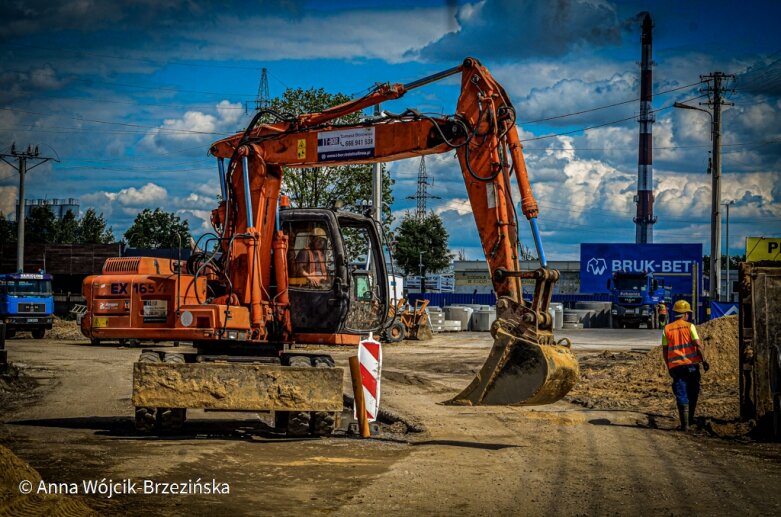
{"left": 670, "top": 364, "right": 701, "bottom": 406}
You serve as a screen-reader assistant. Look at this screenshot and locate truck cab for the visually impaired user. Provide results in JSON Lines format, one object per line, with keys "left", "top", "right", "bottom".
{"left": 0, "top": 272, "right": 54, "bottom": 339}
{"left": 607, "top": 270, "right": 670, "bottom": 329}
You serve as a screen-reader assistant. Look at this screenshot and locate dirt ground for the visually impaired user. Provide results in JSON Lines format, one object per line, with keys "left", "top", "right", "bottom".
{"left": 2, "top": 323, "right": 780, "bottom": 516}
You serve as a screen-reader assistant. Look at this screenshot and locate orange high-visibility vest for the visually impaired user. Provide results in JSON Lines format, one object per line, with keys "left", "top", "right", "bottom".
{"left": 658, "top": 304, "right": 667, "bottom": 315}
{"left": 663, "top": 318, "right": 702, "bottom": 369}
{"left": 306, "top": 249, "right": 326, "bottom": 278}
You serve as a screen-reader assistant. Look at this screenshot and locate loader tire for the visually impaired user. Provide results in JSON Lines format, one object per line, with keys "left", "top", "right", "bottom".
{"left": 285, "top": 356, "right": 313, "bottom": 437}
{"left": 31, "top": 328, "right": 45, "bottom": 339}
{"left": 158, "top": 353, "right": 187, "bottom": 433}
{"left": 385, "top": 321, "right": 406, "bottom": 343}
{"left": 312, "top": 355, "right": 338, "bottom": 436}
{"left": 135, "top": 351, "right": 162, "bottom": 433}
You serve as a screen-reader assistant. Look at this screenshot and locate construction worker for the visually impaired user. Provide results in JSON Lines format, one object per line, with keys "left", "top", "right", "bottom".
{"left": 296, "top": 227, "right": 329, "bottom": 288}
{"left": 661, "top": 300, "right": 710, "bottom": 431}
{"left": 657, "top": 302, "right": 668, "bottom": 326}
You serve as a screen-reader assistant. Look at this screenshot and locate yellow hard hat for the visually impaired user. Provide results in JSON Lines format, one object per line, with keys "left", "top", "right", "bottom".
{"left": 673, "top": 300, "right": 692, "bottom": 313}
{"left": 312, "top": 227, "right": 327, "bottom": 237}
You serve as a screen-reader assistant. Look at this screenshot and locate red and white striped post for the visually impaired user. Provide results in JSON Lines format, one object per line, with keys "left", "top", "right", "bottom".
{"left": 356, "top": 335, "right": 382, "bottom": 422}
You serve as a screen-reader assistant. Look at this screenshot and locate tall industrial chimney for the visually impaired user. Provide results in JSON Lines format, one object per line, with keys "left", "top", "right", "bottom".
{"left": 634, "top": 12, "right": 656, "bottom": 243}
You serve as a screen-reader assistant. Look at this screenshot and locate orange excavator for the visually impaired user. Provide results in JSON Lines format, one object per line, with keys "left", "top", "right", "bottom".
{"left": 81, "top": 57, "right": 578, "bottom": 435}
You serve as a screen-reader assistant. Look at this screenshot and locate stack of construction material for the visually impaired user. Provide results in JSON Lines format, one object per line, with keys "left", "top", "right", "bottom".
{"left": 562, "top": 302, "right": 613, "bottom": 329}
{"left": 472, "top": 306, "right": 497, "bottom": 331}
{"left": 441, "top": 320, "right": 462, "bottom": 332}
{"left": 549, "top": 302, "right": 564, "bottom": 330}
{"left": 562, "top": 310, "right": 584, "bottom": 329}
{"left": 427, "top": 306, "right": 445, "bottom": 332}
{"left": 444, "top": 306, "right": 473, "bottom": 332}
{"left": 574, "top": 301, "right": 612, "bottom": 328}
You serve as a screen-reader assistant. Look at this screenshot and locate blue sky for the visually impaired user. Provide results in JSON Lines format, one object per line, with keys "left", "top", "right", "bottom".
{"left": 1, "top": 0, "right": 780, "bottom": 260}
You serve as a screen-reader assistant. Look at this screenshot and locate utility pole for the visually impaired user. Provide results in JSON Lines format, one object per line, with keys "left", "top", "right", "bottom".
{"left": 701, "top": 72, "right": 734, "bottom": 302}
{"left": 371, "top": 104, "right": 383, "bottom": 223}
{"left": 723, "top": 200, "right": 735, "bottom": 302}
{"left": 0, "top": 143, "right": 58, "bottom": 272}
{"left": 674, "top": 72, "right": 733, "bottom": 302}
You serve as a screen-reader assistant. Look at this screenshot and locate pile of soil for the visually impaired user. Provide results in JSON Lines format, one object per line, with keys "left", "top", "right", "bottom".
{"left": 5, "top": 317, "right": 83, "bottom": 341}
{"left": 0, "top": 444, "right": 98, "bottom": 515}
{"left": 48, "top": 317, "right": 84, "bottom": 341}
{"left": 567, "top": 316, "right": 739, "bottom": 422}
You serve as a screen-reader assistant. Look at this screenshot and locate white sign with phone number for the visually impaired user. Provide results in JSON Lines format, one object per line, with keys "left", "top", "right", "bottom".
{"left": 317, "top": 128, "right": 375, "bottom": 162}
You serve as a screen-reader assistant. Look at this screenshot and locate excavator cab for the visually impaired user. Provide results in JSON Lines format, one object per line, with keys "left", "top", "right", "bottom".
{"left": 281, "top": 209, "right": 388, "bottom": 337}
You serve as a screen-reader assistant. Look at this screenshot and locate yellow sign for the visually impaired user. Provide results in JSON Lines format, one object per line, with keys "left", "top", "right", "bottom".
{"left": 93, "top": 316, "right": 109, "bottom": 328}
{"left": 297, "top": 139, "right": 306, "bottom": 160}
{"left": 746, "top": 237, "right": 781, "bottom": 262}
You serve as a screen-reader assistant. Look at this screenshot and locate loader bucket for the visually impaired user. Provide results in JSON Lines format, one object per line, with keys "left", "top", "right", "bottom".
{"left": 446, "top": 325, "right": 579, "bottom": 406}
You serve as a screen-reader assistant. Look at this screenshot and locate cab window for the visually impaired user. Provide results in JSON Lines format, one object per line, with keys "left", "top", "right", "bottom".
{"left": 285, "top": 222, "right": 334, "bottom": 290}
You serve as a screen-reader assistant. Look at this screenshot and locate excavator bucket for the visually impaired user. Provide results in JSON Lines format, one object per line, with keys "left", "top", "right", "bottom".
{"left": 446, "top": 293, "right": 579, "bottom": 406}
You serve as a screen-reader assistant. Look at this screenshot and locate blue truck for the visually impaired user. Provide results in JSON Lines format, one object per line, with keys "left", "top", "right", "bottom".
{"left": 607, "top": 270, "right": 671, "bottom": 329}
{"left": 0, "top": 272, "right": 54, "bottom": 339}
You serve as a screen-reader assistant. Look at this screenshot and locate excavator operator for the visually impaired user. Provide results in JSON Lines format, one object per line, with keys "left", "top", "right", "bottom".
{"left": 296, "top": 227, "right": 330, "bottom": 288}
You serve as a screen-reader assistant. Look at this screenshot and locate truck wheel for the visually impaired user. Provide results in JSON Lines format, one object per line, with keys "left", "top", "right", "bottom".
{"left": 773, "top": 394, "right": 780, "bottom": 441}
{"left": 159, "top": 353, "right": 187, "bottom": 433}
{"left": 31, "top": 328, "right": 45, "bottom": 339}
{"left": 312, "top": 355, "right": 338, "bottom": 436}
{"left": 135, "top": 351, "right": 162, "bottom": 433}
{"left": 286, "top": 356, "right": 313, "bottom": 437}
{"left": 385, "top": 321, "right": 406, "bottom": 343}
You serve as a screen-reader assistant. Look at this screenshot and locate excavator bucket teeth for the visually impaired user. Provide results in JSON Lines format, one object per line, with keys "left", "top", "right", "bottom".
{"left": 446, "top": 327, "right": 579, "bottom": 406}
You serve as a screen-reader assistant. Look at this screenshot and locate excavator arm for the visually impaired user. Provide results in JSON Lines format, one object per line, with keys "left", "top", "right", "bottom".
{"left": 209, "top": 57, "right": 578, "bottom": 405}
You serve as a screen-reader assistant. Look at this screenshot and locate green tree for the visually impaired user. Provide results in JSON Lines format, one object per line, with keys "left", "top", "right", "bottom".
{"left": 0, "top": 212, "right": 16, "bottom": 243}
{"left": 25, "top": 205, "right": 57, "bottom": 244}
{"left": 77, "top": 208, "right": 115, "bottom": 244}
{"left": 393, "top": 212, "right": 453, "bottom": 292}
{"left": 55, "top": 209, "right": 79, "bottom": 244}
{"left": 266, "top": 88, "right": 394, "bottom": 231}
{"left": 124, "top": 208, "right": 191, "bottom": 249}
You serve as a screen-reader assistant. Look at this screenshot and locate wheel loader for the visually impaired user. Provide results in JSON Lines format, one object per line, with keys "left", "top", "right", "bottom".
{"left": 81, "top": 57, "right": 579, "bottom": 436}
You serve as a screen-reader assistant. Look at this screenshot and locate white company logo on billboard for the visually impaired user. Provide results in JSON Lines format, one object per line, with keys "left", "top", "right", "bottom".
{"left": 585, "top": 258, "right": 695, "bottom": 276}
{"left": 586, "top": 258, "right": 607, "bottom": 275}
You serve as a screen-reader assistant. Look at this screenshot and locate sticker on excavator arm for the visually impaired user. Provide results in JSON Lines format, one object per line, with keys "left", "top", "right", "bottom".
{"left": 297, "top": 139, "right": 306, "bottom": 160}
{"left": 317, "top": 127, "right": 375, "bottom": 162}
{"left": 94, "top": 316, "right": 108, "bottom": 328}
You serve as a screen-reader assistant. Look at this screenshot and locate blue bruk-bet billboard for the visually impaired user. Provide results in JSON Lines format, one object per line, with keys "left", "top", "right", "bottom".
{"left": 580, "top": 243, "right": 703, "bottom": 294}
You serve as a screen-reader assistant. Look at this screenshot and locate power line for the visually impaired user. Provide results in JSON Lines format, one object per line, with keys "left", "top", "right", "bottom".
{"left": 518, "top": 80, "right": 706, "bottom": 125}
{"left": 519, "top": 93, "right": 708, "bottom": 143}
